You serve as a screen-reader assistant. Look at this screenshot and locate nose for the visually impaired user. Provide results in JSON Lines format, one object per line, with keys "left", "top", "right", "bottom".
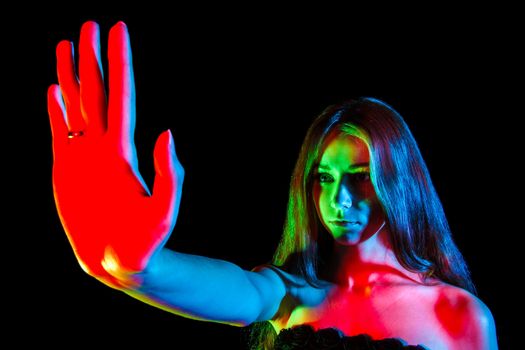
{"left": 331, "top": 181, "right": 352, "bottom": 210}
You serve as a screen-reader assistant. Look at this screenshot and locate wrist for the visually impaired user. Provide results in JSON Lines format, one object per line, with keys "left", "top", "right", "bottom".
{"left": 101, "top": 246, "right": 144, "bottom": 289}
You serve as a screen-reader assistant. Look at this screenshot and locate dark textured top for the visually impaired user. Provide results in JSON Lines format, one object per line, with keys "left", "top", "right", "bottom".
{"left": 274, "top": 325, "right": 428, "bottom": 350}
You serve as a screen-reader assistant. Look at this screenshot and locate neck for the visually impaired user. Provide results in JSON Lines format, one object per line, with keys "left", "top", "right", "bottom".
{"left": 326, "top": 224, "right": 420, "bottom": 290}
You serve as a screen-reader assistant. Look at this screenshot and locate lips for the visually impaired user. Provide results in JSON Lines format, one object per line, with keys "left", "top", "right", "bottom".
{"left": 331, "top": 220, "right": 360, "bottom": 227}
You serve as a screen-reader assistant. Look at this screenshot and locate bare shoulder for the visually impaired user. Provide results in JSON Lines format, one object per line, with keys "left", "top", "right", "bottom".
{"left": 433, "top": 283, "right": 495, "bottom": 329}
{"left": 249, "top": 265, "right": 293, "bottom": 298}
{"left": 249, "top": 265, "right": 331, "bottom": 318}
{"left": 431, "top": 283, "right": 498, "bottom": 349}
{"left": 250, "top": 264, "right": 303, "bottom": 295}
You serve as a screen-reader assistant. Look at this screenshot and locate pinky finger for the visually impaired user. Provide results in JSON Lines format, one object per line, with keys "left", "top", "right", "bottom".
{"left": 47, "top": 84, "right": 68, "bottom": 153}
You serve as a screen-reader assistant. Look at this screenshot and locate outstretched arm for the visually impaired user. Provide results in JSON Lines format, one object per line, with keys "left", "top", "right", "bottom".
{"left": 129, "top": 249, "right": 286, "bottom": 326}
{"left": 47, "top": 21, "right": 284, "bottom": 325}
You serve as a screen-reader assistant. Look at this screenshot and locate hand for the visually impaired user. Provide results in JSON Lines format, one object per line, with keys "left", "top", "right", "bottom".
{"left": 47, "top": 21, "right": 184, "bottom": 288}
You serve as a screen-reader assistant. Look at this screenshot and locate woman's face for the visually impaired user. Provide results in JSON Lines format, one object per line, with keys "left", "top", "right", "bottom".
{"left": 313, "top": 132, "right": 384, "bottom": 245}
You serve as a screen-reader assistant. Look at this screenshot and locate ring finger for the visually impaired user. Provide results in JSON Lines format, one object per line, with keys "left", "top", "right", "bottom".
{"left": 56, "top": 40, "right": 86, "bottom": 135}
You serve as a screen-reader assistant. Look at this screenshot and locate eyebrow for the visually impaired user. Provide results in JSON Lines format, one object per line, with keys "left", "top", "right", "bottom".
{"left": 317, "top": 162, "right": 370, "bottom": 170}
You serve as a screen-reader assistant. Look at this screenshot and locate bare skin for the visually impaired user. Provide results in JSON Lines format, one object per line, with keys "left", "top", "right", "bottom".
{"left": 267, "top": 133, "right": 497, "bottom": 349}
{"left": 48, "top": 21, "right": 498, "bottom": 350}
{"left": 268, "top": 255, "right": 495, "bottom": 349}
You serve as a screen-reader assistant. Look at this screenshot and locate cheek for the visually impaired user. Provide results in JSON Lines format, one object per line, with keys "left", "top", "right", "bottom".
{"left": 356, "top": 181, "right": 375, "bottom": 199}
{"left": 361, "top": 193, "right": 384, "bottom": 224}
{"left": 313, "top": 184, "right": 330, "bottom": 223}
{"left": 365, "top": 184, "right": 381, "bottom": 209}
{"left": 354, "top": 182, "right": 379, "bottom": 209}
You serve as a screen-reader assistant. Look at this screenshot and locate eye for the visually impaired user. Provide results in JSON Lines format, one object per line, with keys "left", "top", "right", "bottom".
{"left": 316, "top": 173, "right": 334, "bottom": 183}
{"left": 351, "top": 172, "right": 370, "bottom": 182}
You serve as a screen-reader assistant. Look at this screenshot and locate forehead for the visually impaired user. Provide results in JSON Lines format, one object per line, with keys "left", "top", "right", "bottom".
{"left": 319, "top": 132, "right": 370, "bottom": 166}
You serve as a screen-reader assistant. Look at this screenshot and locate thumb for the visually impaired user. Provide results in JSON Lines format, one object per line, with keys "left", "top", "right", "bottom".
{"left": 152, "top": 129, "right": 184, "bottom": 225}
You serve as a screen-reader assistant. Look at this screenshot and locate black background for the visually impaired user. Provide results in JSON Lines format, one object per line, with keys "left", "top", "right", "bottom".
{"left": 8, "top": 6, "right": 518, "bottom": 349}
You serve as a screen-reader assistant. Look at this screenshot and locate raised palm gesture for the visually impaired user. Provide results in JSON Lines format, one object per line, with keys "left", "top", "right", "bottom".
{"left": 47, "top": 21, "right": 184, "bottom": 288}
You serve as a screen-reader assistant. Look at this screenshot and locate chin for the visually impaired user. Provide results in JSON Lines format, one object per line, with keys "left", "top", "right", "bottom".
{"left": 334, "top": 233, "right": 362, "bottom": 246}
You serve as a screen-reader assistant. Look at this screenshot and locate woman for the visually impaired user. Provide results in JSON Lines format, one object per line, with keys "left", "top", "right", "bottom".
{"left": 47, "top": 21, "right": 498, "bottom": 349}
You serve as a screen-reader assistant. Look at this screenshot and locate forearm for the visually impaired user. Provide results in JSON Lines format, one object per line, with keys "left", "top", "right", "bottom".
{"left": 120, "top": 248, "right": 263, "bottom": 326}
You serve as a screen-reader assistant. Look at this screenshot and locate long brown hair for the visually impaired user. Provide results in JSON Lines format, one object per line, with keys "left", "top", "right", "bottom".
{"left": 249, "top": 97, "right": 475, "bottom": 349}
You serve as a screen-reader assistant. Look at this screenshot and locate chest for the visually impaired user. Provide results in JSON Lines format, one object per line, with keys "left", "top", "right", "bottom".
{"left": 276, "top": 286, "right": 451, "bottom": 349}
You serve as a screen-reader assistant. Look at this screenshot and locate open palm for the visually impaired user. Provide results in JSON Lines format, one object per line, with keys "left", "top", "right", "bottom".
{"left": 47, "top": 21, "right": 183, "bottom": 288}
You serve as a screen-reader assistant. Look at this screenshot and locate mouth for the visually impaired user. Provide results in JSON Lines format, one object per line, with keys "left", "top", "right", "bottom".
{"left": 330, "top": 220, "right": 360, "bottom": 227}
